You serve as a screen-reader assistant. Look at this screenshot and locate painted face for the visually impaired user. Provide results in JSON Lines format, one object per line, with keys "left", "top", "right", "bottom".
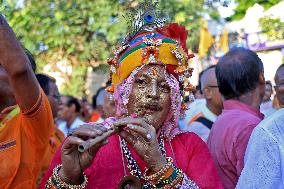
{"left": 127, "top": 64, "right": 171, "bottom": 129}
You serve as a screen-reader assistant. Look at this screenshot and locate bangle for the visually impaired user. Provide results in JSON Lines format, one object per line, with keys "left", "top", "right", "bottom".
{"left": 144, "top": 157, "right": 173, "bottom": 182}
{"left": 45, "top": 164, "right": 88, "bottom": 189}
{"left": 155, "top": 167, "right": 182, "bottom": 188}
{"left": 161, "top": 169, "right": 184, "bottom": 189}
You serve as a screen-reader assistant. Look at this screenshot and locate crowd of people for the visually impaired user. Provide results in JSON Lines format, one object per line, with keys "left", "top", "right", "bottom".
{"left": 0, "top": 2, "right": 284, "bottom": 189}
{"left": 180, "top": 50, "right": 284, "bottom": 188}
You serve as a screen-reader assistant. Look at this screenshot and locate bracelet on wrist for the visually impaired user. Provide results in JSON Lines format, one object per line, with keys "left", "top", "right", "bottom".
{"left": 45, "top": 164, "right": 88, "bottom": 189}
{"left": 144, "top": 157, "right": 173, "bottom": 182}
{"left": 155, "top": 168, "right": 184, "bottom": 188}
{"left": 143, "top": 157, "right": 184, "bottom": 188}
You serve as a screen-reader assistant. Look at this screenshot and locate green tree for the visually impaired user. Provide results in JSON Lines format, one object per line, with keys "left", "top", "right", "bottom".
{"left": 259, "top": 16, "right": 284, "bottom": 40}
{"left": 159, "top": 0, "right": 205, "bottom": 51}
{"left": 2, "top": 0, "right": 127, "bottom": 96}
{"left": 1, "top": 0, "right": 206, "bottom": 96}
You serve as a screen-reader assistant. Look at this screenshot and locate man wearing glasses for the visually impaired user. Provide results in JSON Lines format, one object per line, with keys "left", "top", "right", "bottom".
{"left": 207, "top": 47, "right": 265, "bottom": 188}
{"left": 180, "top": 65, "right": 223, "bottom": 142}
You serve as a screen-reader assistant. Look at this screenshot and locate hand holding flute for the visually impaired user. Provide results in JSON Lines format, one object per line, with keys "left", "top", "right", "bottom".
{"left": 57, "top": 117, "right": 147, "bottom": 186}
{"left": 77, "top": 125, "right": 119, "bottom": 152}
{"left": 59, "top": 122, "right": 114, "bottom": 185}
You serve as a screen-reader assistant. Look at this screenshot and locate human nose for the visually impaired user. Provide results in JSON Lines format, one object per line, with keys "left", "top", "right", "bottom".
{"left": 147, "top": 80, "right": 159, "bottom": 99}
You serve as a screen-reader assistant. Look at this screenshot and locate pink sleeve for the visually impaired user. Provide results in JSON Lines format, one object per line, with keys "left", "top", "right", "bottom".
{"left": 38, "top": 144, "right": 62, "bottom": 189}
{"left": 180, "top": 133, "right": 224, "bottom": 189}
{"left": 234, "top": 124, "right": 256, "bottom": 177}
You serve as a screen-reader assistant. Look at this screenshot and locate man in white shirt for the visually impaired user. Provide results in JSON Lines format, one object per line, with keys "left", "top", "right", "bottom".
{"left": 57, "top": 95, "right": 85, "bottom": 136}
{"left": 237, "top": 64, "right": 284, "bottom": 188}
{"left": 236, "top": 108, "right": 284, "bottom": 189}
{"left": 180, "top": 65, "right": 223, "bottom": 141}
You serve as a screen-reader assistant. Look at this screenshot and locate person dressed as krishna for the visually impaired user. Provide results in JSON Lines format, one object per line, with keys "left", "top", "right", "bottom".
{"left": 40, "top": 1, "right": 223, "bottom": 188}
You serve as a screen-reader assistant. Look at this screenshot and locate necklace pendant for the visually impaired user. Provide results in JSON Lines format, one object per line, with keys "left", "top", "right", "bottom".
{"left": 120, "top": 132, "right": 166, "bottom": 189}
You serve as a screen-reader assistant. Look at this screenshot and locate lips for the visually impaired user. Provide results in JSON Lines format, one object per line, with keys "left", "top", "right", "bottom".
{"left": 134, "top": 102, "right": 162, "bottom": 117}
{"left": 143, "top": 103, "right": 162, "bottom": 112}
{"left": 145, "top": 109, "right": 155, "bottom": 113}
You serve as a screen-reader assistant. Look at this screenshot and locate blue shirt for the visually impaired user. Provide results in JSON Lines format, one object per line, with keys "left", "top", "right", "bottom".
{"left": 236, "top": 108, "right": 284, "bottom": 189}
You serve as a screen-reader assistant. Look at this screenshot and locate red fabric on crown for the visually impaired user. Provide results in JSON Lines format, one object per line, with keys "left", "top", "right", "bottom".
{"left": 157, "top": 23, "right": 188, "bottom": 51}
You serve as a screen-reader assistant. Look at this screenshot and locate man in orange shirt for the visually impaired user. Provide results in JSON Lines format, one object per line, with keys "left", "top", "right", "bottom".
{"left": 0, "top": 14, "right": 53, "bottom": 188}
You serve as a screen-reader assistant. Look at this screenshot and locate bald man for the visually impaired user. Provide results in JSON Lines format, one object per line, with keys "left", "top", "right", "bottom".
{"left": 200, "top": 65, "right": 223, "bottom": 115}
{"left": 180, "top": 65, "right": 223, "bottom": 141}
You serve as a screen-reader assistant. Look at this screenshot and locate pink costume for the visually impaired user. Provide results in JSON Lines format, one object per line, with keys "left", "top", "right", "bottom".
{"left": 41, "top": 3, "right": 223, "bottom": 187}
{"left": 40, "top": 67, "right": 223, "bottom": 188}
{"left": 40, "top": 132, "right": 223, "bottom": 189}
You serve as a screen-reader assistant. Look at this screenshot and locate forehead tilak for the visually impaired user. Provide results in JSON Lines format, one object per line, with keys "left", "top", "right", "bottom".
{"left": 138, "top": 65, "right": 167, "bottom": 80}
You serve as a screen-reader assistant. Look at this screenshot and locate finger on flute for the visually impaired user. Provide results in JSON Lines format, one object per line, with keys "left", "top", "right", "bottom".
{"left": 78, "top": 128, "right": 116, "bottom": 152}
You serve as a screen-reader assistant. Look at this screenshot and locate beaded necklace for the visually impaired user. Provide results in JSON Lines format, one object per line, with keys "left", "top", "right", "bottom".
{"left": 120, "top": 132, "right": 166, "bottom": 189}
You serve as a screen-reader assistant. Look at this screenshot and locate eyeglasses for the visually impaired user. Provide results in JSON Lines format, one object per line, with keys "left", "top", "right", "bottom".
{"left": 201, "top": 85, "right": 219, "bottom": 93}
{"left": 207, "top": 85, "right": 219, "bottom": 88}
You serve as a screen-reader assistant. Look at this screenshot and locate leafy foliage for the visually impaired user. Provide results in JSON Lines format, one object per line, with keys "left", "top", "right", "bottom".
{"left": 259, "top": 16, "right": 284, "bottom": 40}
{"left": 1, "top": 0, "right": 205, "bottom": 96}
{"left": 159, "top": 0, "right": 205, "bottom": 51}
{"left": 229, "top": 0, "right": 282, "bottom": 20}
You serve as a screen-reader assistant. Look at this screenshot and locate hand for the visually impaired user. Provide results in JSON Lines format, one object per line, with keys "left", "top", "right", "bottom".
{"left": 114, "top": 117, "right": 167, "bottom": 172}
{"left": 59, "top": 123, "right": 109, "bottom": 184}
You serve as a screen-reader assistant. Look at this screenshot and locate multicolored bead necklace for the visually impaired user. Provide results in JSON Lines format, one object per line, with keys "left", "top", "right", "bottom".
{"left": 120, "top": 132, "right": 166, "bottom": 188}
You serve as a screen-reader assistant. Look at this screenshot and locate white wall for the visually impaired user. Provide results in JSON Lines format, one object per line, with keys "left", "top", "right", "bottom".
{"left": 257, "top": 50, "right": 283, "bottom": 84}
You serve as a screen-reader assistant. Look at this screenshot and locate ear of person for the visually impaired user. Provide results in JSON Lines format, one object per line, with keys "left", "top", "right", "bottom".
{"left": 259, "top": 73, "right": 266, "bottom": 85}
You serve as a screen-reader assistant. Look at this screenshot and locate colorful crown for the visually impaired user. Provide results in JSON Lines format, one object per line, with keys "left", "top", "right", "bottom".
{"left": 106, "top": 1, "right": 195, "bottom": 109}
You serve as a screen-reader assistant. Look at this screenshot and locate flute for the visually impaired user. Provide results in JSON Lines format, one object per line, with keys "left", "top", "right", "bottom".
{"left": 78, "top": 127, "right": 125, "bottom": 152}
{"left": 78, "top": 127, "right": 117, "bottom": 153}
{"left": 78, "top": 113, "right": 142, "bottom": 153}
